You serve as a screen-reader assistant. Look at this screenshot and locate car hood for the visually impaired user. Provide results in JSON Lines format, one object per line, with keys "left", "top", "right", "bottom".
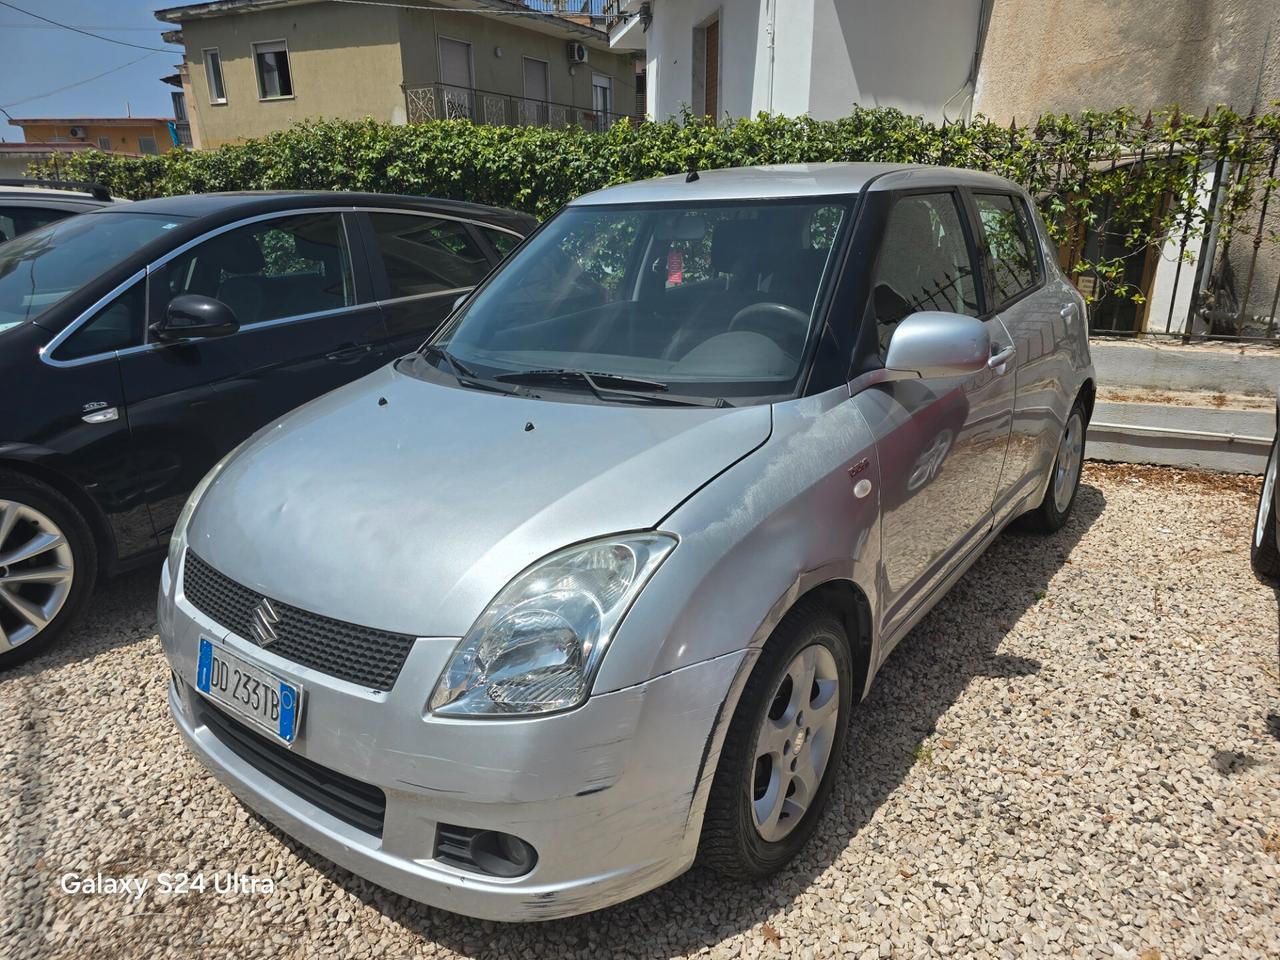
{"left": 186, "top": 364, "right": 771, "bottom": 637}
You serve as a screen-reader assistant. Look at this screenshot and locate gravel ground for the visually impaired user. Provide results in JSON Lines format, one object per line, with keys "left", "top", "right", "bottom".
{"left": 2, "top": 463, "right": 1278, "bottom": 960}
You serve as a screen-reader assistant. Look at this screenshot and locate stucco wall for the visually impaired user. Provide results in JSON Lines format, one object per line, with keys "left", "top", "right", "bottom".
{"left": 974, "top": 0, "right": 1280, "bottom": 123}
{"left": 397, "top": 9, "right": 635, "bottom": 113}
{"left": 643, "top": 0, "right": 981, "bottom": 122}
{"left": 806, "top": 0, "right": 981, "bottom": 122}
{"left": 180, "top": 4, "right": 406, "bottom": 147}
{"left": 17, "top": 121, "right": 176, "bottom": 154}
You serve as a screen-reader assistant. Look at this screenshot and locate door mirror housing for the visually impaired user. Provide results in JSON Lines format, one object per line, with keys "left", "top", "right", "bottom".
{"left": 152, "top": 295, "right": 239, "bottom": 342}
{"left": 882, "top": 311, "right": 990, "bottom": 380}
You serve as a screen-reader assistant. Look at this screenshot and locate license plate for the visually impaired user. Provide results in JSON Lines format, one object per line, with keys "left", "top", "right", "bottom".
{"left": 196, "top": 638, "right": 302, "bottom": 745}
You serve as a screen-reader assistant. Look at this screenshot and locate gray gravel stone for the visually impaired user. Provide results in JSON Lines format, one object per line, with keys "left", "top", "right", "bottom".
{"left": 1, "top": 463, "right": 1278, "bottom": 958}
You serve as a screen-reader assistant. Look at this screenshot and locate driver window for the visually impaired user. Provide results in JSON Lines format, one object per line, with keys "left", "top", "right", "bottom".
{"left": 872, "top": 193, "right": 979, "bottom": 354}
{"left": 161, "top": 213, "right": 355, "bottom": 329}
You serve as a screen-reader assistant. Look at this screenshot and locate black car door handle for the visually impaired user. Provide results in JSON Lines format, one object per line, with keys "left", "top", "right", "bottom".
{"left": 325, "top": 344, "right": 372, "bottom": 363}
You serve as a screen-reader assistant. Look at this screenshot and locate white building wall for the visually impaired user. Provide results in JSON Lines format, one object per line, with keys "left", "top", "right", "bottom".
{"left": 639, "top": 0, "right": 981, "bottom": 123}
{"left": 807, "top": 0, "right": 982, "bottom": 122}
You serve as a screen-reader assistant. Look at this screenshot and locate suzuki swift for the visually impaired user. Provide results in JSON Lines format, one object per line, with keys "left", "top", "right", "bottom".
{"left": 158, "top": 163, "right": 1094, "bottom": 921}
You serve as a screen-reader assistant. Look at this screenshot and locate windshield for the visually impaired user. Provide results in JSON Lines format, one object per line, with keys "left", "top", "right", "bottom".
{"left": 0, "top": 211, "right": 189, "bottom": 331}
{"left": 430, "top": 199, "right": 849, "bottom": 403}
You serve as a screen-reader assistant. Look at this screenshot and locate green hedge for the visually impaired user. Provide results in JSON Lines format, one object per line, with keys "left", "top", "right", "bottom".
{"left": 29, "top": 106, "right": 1280, "bottom": 308}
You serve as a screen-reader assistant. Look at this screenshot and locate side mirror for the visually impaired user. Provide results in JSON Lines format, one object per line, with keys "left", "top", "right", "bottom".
{"left": 453, "top": 292, "right": 470, "bottom": 313}
{"left": 883, "top": 311, "right": 990, "bottom": 380}
{"left": 151, "top": 295, "right": 239, "bottom": 342}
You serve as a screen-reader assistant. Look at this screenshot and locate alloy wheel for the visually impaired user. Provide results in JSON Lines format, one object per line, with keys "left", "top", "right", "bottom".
{"left": 1053, "top": 410, "right": 1085, "bottom": 513}
{"left": 0, "top": 499, "right": 75, "bottom": 651}
{"left": 1257, "top": 440, "right": 1278, "bottom": 548}
{"left": 751, "top": 643, "right": 841, "bottom": 843}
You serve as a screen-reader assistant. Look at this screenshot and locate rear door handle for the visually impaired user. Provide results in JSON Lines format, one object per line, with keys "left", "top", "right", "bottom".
{"left": 988, "top": 345, "right": 1016, "bottom": 370}
{"left": 1061, "top": 303, "right": 1079, "bottom": 322}
{"left": 325, "top": 343, "right": 372, "bottom": 363}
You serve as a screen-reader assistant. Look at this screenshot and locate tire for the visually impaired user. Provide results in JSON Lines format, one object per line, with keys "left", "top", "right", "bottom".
{"left": 699, "top": 598, "right": 854, "bottom": 878}
{"left": 0, "top": 470, "right": 97, "bottom": 670}
{"left": 1251, "top": 434, "right": 1280, "bottom": 582}
{"left": 1021, "top": 398, "right": 1087, "bottom": 534}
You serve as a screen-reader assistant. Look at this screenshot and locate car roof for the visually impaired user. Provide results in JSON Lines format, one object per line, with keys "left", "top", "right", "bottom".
{"left": 110, "top": 190, "right": 535, "bottom": 232}
{"left": 0, "top": 186, "right": 111, "bottom": 203}
{"left": 569, "top": 162, "right": 1023, "bottom": 205}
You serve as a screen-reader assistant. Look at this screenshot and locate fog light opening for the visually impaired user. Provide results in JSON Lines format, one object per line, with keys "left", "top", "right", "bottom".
{"left": 434, "top": 824, "right": 538, "bottom": 878}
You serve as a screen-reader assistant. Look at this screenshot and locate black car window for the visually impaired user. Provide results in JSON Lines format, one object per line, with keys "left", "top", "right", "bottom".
{"left": 974, "top": 193, "right": 1042, "bottom": 308}
{"left": 871, "top": 193, "right": 979, "bottom": 354}
{"left": 0, "top": 206, "right": 73, "bottom": 243}
{"left": 56, "top": 281, "right": 146, "bottom": 361}
{"left": 480, "top": 226, "right": 520, "bottom": 259}
{"left": 369, "top": 213, "right": 492, "bottom": 298}
{"left": 161, "top": 213, "right": 355, "bottom": 328}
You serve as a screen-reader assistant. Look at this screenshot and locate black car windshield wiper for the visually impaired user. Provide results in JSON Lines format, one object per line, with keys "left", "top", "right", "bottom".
{"left": 493, "top": 368, "right": 728, "bottom": 407}
{"left": 420, "top": 343, "right": 478, "bottom": 379}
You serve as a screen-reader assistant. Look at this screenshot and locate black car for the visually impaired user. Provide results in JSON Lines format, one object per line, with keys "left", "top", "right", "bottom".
{"left": 0, "top": 179, "right": 115, "bottom": 242}
{"left": 0, "top": 191, "right": 535, "bottom": 665}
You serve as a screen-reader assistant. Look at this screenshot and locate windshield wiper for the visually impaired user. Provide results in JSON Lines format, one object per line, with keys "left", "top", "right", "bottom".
{"left": 494, "top": 368, "right": 728, "bottom": 407}
{"left": 420, "top": 343, "right": 478, "bottom": 379}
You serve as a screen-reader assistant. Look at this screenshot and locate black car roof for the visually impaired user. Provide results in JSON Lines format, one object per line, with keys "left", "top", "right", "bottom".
{"left": 110, "top": 191, "right": 535, "bottom": 233}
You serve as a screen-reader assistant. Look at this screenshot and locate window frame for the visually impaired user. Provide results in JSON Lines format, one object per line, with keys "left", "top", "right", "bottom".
{"left": 41, "top": 209, "right": 373, "bottom": 368}
{"left": 966, "top": 189, "right": 1047, "bottom": 314}
{"left": 146, "top": 210, "right": 364, "bottom": 341}
{"left": 252, "top": 38, "right": 294, "bottom": 101}
{"left": 202, "top": 47, "right": 227, "bottom": 105}
{"left": 353, "top": 208, "right": 523, "bottom": 305}
{"left": 864, "top": 186, "right": 989, "bottom": 353}
{"left": 138, "top": 136, "right": 159, "bottom": 156}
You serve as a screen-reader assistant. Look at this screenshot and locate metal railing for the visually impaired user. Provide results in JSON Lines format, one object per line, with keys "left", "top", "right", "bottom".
{"left": 934, "top": 115, "right": 1280, "bottom": 344}
{"left": 603, "top": 0, "right": 626, "bottom": 33}
{"left": 522, "top": 0, "right": 608, "bottom": 27}
{"left": 404, "top": 82, "right": 635, "bottom": 132}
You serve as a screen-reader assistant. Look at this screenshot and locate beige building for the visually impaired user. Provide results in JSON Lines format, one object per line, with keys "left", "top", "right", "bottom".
{"left": 11, "top": 117, "right": 178, "bottom": 155}
{"left": 156, "top": 0, "right": 639, "bottom": 149}
{"left": 974, "top": 0, "right": 1280, "bottom": 123}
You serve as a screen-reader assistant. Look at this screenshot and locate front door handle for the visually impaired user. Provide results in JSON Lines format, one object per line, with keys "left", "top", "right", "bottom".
{"left": 325, "top": 343, "right": 372, "bottom": 363}
{"left": 988, "top": 345, "right": 1016, "bottom": 370}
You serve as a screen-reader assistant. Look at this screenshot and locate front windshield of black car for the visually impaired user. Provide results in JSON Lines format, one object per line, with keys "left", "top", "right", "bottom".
{"left": 429, "top": 199, "right": 849, "bottom": 403}
{"left": 0, "top": 211, "right": 190, "bottom": 331}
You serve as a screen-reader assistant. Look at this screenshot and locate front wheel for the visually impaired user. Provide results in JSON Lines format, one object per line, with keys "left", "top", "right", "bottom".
{"left": 0, "top": 470, "right": 97, "bottom": 670}
{"left": 699, "top": 599, "right": 853, "bottom": 878}
{"left": 1251, "top": 433, "right": 1279, "bottom": 582}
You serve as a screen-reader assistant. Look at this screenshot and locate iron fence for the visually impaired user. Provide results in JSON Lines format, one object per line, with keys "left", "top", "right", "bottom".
{"left": 404, "top": 82, "right": 635, "bottom": 132}
{"left": 936, "top": 114, "right": 1280, "bottom": 343}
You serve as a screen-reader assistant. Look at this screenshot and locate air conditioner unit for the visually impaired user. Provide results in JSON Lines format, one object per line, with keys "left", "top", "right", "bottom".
{"left": 68, "top": 125, "right": 87, "bottom": 139}
{"left": 567, "top": 42, "right": 588, "bottom": 64}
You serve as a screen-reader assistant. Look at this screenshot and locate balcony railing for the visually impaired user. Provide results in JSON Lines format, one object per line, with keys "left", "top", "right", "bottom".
{"left": 404, "top": 83, "right": 635, "bottom": 132}
{"left": 603, "top": 0, "right": 625, "bottom": 32}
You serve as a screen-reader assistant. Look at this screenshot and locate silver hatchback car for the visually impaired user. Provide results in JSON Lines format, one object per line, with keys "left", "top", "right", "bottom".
{"left": 158, "top": 163, "right": 1093, "bottom": 921}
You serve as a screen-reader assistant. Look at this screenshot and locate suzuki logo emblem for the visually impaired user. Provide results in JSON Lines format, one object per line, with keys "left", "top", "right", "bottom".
{"left": 250, "top": 597, "right": 280, "bottom": 647}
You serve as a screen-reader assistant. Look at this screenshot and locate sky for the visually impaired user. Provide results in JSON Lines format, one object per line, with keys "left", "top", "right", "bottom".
{"left": 0, "top": 0, "right": 184, "bottom": 142}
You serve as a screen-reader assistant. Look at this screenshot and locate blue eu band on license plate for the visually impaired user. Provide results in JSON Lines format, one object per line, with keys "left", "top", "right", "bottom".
{"left": 196, "top": 637, "right": 301, "bottom": 744}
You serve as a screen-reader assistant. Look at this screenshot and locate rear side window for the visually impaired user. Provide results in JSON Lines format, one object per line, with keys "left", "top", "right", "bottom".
{"left": 973, "top": 193, "right": 1042, "bottom": 307}
{"left": 161, "top": 213, "right": 355, "bottom": 327}
{"left": 481, "top": 226, "right": 520, "bottom": 258}
{"left": 369, "top": 214, "right": 493, "bottom": 298}
{"left": 871, "top": 193, "right": 979, "bottom": 353}
{"left": 56, "top": 282, "right": 146, "bottom": 360}
{"left": 0, "top": 206, "right": 72, "bottom": 243}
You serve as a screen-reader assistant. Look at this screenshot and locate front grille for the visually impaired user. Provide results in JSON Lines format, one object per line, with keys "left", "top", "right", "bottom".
{"left": 183, "top": 550, "right": 416, "bottom": 691}
{"left": 197, "top": 698, "right": 386, "bottom": 836}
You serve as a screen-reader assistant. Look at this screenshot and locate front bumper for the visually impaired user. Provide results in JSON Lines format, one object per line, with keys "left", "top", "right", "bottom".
{"left": 159, "top": 559, "right": 747, "bottom": 921}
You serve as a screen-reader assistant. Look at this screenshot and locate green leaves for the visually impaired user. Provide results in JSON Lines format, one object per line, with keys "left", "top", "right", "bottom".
{"left": 27, "top": 106, "right": 1280, "bottom": 318}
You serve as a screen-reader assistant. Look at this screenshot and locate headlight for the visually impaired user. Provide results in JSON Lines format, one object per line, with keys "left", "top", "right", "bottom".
{"left": 429, "top": 532, "right": 677, "bottom": 717}
{"left": 167, "top": 441, "right": 245, "bottom": 572}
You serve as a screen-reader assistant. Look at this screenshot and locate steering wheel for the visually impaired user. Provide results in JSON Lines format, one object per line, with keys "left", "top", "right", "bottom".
{"left": 728, "top": 302, "right": 809, "bottom": 357}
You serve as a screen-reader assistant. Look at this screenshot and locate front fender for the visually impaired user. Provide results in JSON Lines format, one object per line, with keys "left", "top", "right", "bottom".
{"left": 594, "top": 385, "right": 882, "bottom": 696}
